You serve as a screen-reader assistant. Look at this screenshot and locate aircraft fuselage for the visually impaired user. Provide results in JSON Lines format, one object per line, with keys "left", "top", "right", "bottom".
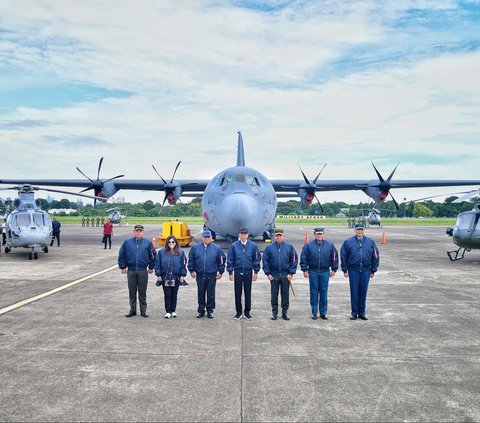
{"left": 202, "top": 165, "right": 277, "bottom": 239}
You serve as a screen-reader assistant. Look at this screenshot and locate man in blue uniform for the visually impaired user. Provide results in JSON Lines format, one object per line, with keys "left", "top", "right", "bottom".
{"left": 300, "top": 227, "right": 338, "bottom": 320}
{"left": 188, "top": 230, "right": 225, "bottom": 319}
{"left": 118, "top": 224, "right": 156, "bottom": 318}
{"left": 50, "top": 218, "right": 61, "bottom": 247}
{"left": 340, "top": 223, "right": 379, "bottom": 320}
{"left": 262, "top": 229, "right": 298, "bottom": 320}
{"left": 227, "top": 227, "right": 261, "bottom": 320}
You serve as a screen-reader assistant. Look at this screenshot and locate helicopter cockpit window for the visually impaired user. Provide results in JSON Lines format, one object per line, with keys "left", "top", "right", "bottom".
{"left": 15, "top": 213, "right": 31, "bottom": 226}
{"left": 33, "top": 213, "right": 45, "bottom": 226}
{"left": 456, "top": 214, "right": 475, "bottom": 229}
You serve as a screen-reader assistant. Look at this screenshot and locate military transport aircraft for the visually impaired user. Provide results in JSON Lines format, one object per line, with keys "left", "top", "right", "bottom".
{"left": 2, "top": 132, "right": 480, "bottom": 241}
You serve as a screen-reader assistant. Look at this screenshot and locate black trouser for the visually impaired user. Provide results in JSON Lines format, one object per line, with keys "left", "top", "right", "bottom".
{"left": 103, "top": 234, "right": 112, "bottom": 249}
{"left": 234, "top": 270, "right": 253, "bottom": 314}
{"left": 196, "top": 274, "right": 217, "bottom": 314}
{"left": 270, "top": 276, "right": 289, "bottom": 315}
{"left": 127, "top": 270, "right": 148, "bottom": 314}
{"left": 163, "top": 283, "right": 180, "bottom": 313}
{"left": 50, "top": 231, "right": 60, "bottom": 247}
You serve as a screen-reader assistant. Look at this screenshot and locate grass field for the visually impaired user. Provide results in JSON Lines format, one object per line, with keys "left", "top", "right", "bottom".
{"left": 55, "top": 216, "right": 457, "bottom": 226}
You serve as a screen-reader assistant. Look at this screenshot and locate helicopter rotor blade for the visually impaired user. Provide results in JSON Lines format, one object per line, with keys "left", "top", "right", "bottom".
{"left": 32, "top": 186, "right": 106, "bottom": 202}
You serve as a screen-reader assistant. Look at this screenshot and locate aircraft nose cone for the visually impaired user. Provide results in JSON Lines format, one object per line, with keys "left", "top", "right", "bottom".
{"left": 220, "top": 193, "right": 258, "bottom": 232}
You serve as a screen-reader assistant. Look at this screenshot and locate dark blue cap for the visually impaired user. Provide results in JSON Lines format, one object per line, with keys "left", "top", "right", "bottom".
{"left": 202, "top": 230, "right": 212, "bottom": 237}
{"left": 239, "top": 227, "right": 248, "bottom": 233}
{"left": 354, "top": 223, "right": 365, "bottom": 229}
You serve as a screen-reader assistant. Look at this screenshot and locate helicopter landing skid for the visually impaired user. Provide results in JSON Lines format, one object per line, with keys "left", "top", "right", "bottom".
{"left": 447, "top": 247, "right": 467, "bottom": 261}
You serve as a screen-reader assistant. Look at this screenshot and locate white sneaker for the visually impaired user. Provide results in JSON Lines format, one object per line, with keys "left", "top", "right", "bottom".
{"left": 164, "top": 313, "right": 172, "bottom": 319}
{"left": 172, "top": 312, "right": 177, "bottom": 318}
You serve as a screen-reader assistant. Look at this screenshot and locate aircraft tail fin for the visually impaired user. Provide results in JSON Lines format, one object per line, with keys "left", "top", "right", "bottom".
{"left": 237, "top": 131, "right": 245, "bottom": 167}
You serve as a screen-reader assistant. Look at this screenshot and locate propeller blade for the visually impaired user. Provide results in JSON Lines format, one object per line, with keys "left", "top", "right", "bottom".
{"left": 390, "top": 192, "right": 400, "bottom": 211}
{"left": 97, "top": 157, "right": 104, "bottom": 180}
{"left": 371, "top": 162, "right": 384, "bottom": 183}
{"left": 103, "top": 174, "right": 125, "bottom": 184}
{"left": 386, "top": 163, "right": 400, "bottom": 182}
{"left": 170, "top": 161, "right": 182, "bottom": 183}
{"left": 76, "top": 167, "right": 94, "bottom": 183}
{"left": 297, "top": 163, "right": 310, "bottom": 185}
{"left": 162, "top": 193, "right": 168, "bottom": 206}
{"left": 312, "top": 163, "right": 327, "bottom": 184}
{"left": 152, "top": 165, "right": 167, "bottom": 184}
{"left": 314, "top": 194, "right": 324, "bottom": 213}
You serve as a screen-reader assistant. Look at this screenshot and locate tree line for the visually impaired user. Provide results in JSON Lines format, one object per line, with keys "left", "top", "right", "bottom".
{"left": 3, "top": 195, "right": 474, "bottom": 218}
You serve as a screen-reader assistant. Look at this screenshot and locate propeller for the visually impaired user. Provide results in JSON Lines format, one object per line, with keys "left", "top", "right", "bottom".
{"left": 76, "top": 157, "right": 124, "bottom": 206}
{"left": 152, "top": 161, "right": 182, "bottom": 205}
{"left": 370, "top": 162, "right": 400, "bottom": 210}
{"left": 297, "top": 162, "right": 327, "bottom": 212}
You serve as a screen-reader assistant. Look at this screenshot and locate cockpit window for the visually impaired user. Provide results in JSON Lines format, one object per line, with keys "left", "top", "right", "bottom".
{"left": 33, "top": 213, "right": 45, "bottom": 226}
{"left": 15, "top": 213, "right": 31, "bottom": 226}
{"left": 456, "top": 214, "right": 474, "bottom": 229}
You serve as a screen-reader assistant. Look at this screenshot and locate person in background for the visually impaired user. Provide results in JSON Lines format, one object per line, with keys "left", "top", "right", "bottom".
{"left": 103, "top": 218, "right": 113, "bottom": 249}
{"left": 50, "top": 218, "right": 61, "bottom": 247}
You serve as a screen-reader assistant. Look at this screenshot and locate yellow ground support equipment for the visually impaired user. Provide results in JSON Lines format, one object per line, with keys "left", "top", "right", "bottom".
{"left": 157, "top": 220, "right": 193, "bottom": 247}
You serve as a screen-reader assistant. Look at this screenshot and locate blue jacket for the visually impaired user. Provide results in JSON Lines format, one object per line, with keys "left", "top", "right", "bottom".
{"left": 262, "top": 241, "right": 298, "bottom": 277}
{"left": 300, "top": 239, "right": 339, "bottom": 273}
{"left": 154, "top": 249, "right": 187, "bottom": 280}
{"left": 118, "top": 237, "right": 156, "bottom": 271}
{"left": 340, "top": 235, "right": 379, "bottom": 273}
{"left": 52, "top": 220, "right": 61, "bottom": 232}
{"left": 227, "top": 240, "right": 261, "bottom": 275}
{"left": 188, "top": 242, "right": 225, "bottom": 276}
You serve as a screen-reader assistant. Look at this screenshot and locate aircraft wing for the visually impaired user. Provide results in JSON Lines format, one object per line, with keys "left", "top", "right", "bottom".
{"left": 0, "top": 178, "right": 210, "bottom": 205}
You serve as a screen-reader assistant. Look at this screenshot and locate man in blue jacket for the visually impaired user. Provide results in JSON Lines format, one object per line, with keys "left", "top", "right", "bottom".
{"left": 341, "top": 223, "right": 380, "bottom": 320}
{"left": 262, "top": 229, "right": 298, "bottom": 320}
{"left": 118, "top": 224, "right": 156, "bottom": 318}
{"left": 188, "top": 230, "right": 225, "bottom": 319}
{"left": 300, "top": 228, "right": 338, "bottom": 320}
{"left": 227, "top": 227, "right": 261, "bottom": 320}
{"left": 50, "top": 218, "right": 61, "bottom": 247}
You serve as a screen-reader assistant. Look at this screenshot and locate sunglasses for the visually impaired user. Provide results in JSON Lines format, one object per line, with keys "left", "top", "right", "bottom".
{"left": 167, "top": 240, "right": 176, "bottom": 244}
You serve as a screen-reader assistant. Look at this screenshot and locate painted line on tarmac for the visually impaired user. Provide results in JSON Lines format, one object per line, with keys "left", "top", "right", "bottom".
{"left": 0, "top": 264, "right": 118, "bottom": 316}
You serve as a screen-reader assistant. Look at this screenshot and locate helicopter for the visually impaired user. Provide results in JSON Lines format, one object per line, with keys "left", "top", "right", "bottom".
{"left": 106, "top": 207, "right": 127, "bottom": 225}
{"left": 1, "top": 184, "right": 104, "bottom": 260}
{"left": 446, "top": 201, "right": 480, "bottom": 261}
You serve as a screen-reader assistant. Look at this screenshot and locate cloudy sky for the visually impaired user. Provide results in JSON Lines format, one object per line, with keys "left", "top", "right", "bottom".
{"left": 1, "top": 0, "right": 479, "bottom": 204}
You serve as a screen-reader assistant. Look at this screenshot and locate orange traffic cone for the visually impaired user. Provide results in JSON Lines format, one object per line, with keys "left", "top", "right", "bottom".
{"left": 152, "top": 233, "right": 157, "bottom": 248}
{"left": 304, "top": 231, "right": 309, "bottom": 244}
{"left": 381, "top": 231, "right": 387, "bottom": 245}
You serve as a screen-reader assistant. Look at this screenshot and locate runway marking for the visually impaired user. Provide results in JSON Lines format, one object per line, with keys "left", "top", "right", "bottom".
{"left": 0, "top": 264, "right": 118, "bottom": 316}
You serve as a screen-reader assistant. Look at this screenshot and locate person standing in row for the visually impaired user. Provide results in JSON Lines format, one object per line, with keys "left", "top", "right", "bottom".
{"left": 188, "top": 230, "right": 225, "bottom": 319}
{"left": 155, "top": 235, "right": 187, "bottom": 319}
{"left": 118, "top": 224, "right": 156, "bottom": 318}
{"left": 341, "top": 223, "right": 379, "bottom": 321}
{"left": 262, "top": 229, "right": 298, "bottom": 321}
{"left": 103, "top": 218, "right": 113, "bottom": 249}
{"left": 227, "top": 227, "right": 261, "bottom": 320}
{"left": 300, "top": 228, "right": 338, "bottom": 320}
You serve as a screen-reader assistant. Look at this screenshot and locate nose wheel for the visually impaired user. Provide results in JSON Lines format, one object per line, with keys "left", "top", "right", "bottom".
{"left": 28, "top": 250, "right": 39, "bottom": 260}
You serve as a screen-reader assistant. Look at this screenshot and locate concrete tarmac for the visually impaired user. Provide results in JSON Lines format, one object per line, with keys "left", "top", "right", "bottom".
{"left": 0, "top": 223, "right": 479, "bottom": 422}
